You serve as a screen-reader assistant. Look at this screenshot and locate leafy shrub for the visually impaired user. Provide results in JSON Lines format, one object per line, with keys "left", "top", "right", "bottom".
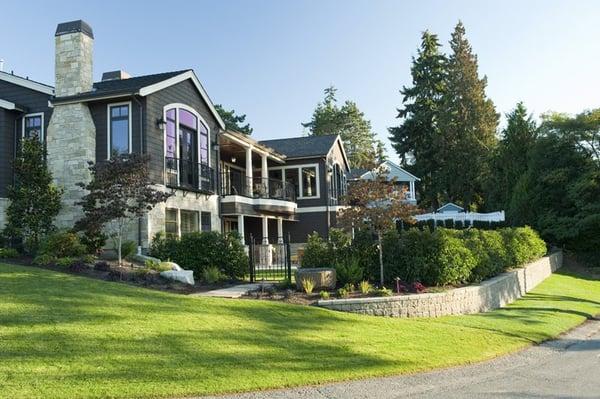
{"left": 79, "top": 228, "right": 107, "bottom": 255}
{"left": 38, "top": 231, "right": 87, "bottom": 258}
{"left": 359, "top": 280, "right": 372, "bottom": 294}
{"left": 335, "top": 256, "right": 364, "bottom": 286}
{"left": 33, "top": 254, "right": 55, "bottom": 266}
{"left": 301, "top": 278, "right": 315, "bottom": 294}
{"left": 412, "top": 282, "right": 426, "bottom": 293}
{"left": 375, "top": 287, "right": 393, "bottom": 297}
{"left": 381, "top": 227, "right": 547, "bottom": 287}
{"left": 343, "top": 282, "right": 355, "bottom": 293}
{"left": 120, "top": 240, "right": 137, "bottom": 260}
{"left": 0, "top": 248, "right": 19, "bottom": 258}
{"left": 55, "top": 257, "right": 77, "bottom": 267}
{"left": 337, "top": 287, "right": 349, "bottom": 298}
{"left": 202, "top": 266, "right": 223, "bottom": 284}
{"left": 150, "top": 231, "right": 247, "bottom": 280}
{"left": 319, "top": 290, "right": 330, "bottom": 300}
{"left": 94, "top": 261, "right": 111, "bottom": 272}
{"left": 68, "top": 260, "right": 88, "bottom": 273}
{"left": 501, "top": 226, "right": 547, "bottom": 267}
{"left": 301, "top": 232, "right": 335, "bottom": 268}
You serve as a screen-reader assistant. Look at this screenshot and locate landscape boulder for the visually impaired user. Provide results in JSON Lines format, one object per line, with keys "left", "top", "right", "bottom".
{"left": 160, "top": 270, "right": 195, "bottom": 285}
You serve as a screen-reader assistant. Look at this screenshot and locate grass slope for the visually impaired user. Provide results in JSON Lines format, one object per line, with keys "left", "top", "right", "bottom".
{"left": 0, "top": 263, "right": 599, "bottom": 399}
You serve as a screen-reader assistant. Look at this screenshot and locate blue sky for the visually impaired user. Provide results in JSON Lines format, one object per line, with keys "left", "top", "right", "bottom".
{"left": 2, "top": 0, "right": 600, "bottom": 162}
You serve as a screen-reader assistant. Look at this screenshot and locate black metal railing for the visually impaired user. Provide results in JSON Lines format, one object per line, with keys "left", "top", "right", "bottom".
{"left": 165, "top": 157, "right": 215, "bottom": 193}
{"left": 220, "top": 169, "right": 296, "bottom": 202}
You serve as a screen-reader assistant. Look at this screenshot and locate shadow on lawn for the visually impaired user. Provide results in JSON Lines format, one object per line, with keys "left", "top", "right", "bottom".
{"left": 0, "top": 264, "right": 403, "bottom": 393}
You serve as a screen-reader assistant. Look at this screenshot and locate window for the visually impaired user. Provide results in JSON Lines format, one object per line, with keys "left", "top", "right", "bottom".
{"left": 201, "top": 212, "right": 211, "bottom": 232}
{"left": 163, "top": 105, "right": 211, "bottom": 188}
{"left": 301, "top": 166, "right": 317, "bottom": 197}
{"left": 23, "top": 113, "right": 44, "bottom": 141}
{"left": 284, "top": 168, "right": 299, "bottom": 197}
{"left": 108, "top": 103, "right": 131, "bottom": 157}
{"left": 165, "top": 208, "right": 178, "bottom": 238}
{"left": 180, "top": 210, "right": 199, "bottom": 235}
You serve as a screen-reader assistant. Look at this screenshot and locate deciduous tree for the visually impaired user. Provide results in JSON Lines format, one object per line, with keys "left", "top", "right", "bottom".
{"left": 75, "top": 154, "right": 171, "bottom": 265}
{"left": 338, "top": 169, "right": 418, "bottom": 286}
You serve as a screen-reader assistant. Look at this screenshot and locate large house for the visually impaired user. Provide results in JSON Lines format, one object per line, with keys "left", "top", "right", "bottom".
{"left": 349, "top": 160, "right": 419, "bottom": 205}
{"left": 0, "top": 20, "right": 349, "bottom": 253}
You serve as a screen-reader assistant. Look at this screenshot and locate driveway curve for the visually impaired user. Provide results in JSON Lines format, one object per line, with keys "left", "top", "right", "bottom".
{"left": 201, "top": 318, "right": 600, "bottom": 399}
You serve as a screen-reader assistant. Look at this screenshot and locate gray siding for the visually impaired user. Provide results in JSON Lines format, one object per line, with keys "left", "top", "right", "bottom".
{"left": 0, "top": 80, "right": 53, "bottom": 197}
{"left": 88, "top": 96, "right": 143, "bottom": 161}
{"left": 144, "top": 79, "right": 221, "bottom": 184}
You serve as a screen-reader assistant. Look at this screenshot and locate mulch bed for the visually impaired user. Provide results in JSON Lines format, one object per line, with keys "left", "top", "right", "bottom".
{"left": 2, "top": 257, "right": 239, "bottom": 295}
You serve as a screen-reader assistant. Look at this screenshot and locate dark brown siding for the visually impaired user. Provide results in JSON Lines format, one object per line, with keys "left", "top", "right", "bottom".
{"left": 144, "top": 79, "right": 221, "bottom": 184}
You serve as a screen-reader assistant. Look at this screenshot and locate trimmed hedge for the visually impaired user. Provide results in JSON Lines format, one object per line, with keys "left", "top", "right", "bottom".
{"left": 383, "top": 226, "right": 547, "bottom": 286}
{"left": 149, "top": 231, "right": 248, "bottom": 280}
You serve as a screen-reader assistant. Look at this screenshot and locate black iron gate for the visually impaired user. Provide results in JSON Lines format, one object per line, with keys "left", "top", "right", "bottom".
{"left": 248, "top": 235, "right": 292, "bottom": 282}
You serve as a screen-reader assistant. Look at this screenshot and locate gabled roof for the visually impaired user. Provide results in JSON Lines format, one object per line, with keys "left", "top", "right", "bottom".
{"left": 437, "top": 202, "right": 464, "bottom": 213}
{"left": 259, "top": 134, "right": 339, "bottom": 159}
{"left": 52, "top": 69, "right": 225, "bottom": 129}
{"left": 353, "top": 160, "right": 421, "bottom": 182}
{"left": 0, "top": 71, "right": 54, "bottom": 95}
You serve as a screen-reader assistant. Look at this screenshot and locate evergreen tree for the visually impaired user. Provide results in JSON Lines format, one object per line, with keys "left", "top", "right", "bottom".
{"left": 303, "top": 86, "right": 384, "bottom": 169}
{"left": 438, "top": 22, "right": 499, "bottom": 209}
{"left": 215, "top": 104, "right": 253, "bottom": 135}
{"left": 486, "top": 102, "right": 537, "bottom": 211}
{"left": 389, "top": 31, "right": 447, "bottom": 208}
{"left": 4, "top": 137, "right": 62, "bottom": 251}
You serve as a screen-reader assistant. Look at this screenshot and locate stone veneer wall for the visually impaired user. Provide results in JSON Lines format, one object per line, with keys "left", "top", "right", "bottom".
{"left": 0, "top": 198, "right": 8, "bottom": 228}
{"left": 141, "top": 186, "right": 221, "bottom": 250}
{"left": 318, "top": 251, "right": 563, "bottom": 318}
{"left": 47, "top": 30, "right": 96, "bottom": 229}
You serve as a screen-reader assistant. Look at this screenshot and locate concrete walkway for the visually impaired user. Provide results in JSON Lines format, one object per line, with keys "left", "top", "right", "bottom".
{"left": 200, "top": 318, "right": 600, "bottom": 399}
{"left": 192, "top": 283, "right": 272, "bottom": 299}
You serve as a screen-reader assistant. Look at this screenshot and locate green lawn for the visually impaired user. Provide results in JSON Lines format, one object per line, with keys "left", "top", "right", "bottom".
{"left": 1, "top": 263, "right": 599, "bottom": 399}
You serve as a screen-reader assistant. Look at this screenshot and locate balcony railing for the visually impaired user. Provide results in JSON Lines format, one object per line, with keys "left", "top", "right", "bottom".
{"left": 165, "top": 157, "right": 215, "bottom": 193}
{"left": 220, "top": 170, "right": 296, "bottom": 202}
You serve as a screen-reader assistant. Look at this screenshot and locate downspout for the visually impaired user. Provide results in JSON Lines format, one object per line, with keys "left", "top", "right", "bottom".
{"left": 132, "top": 95, "right": 144, "bottom": 253}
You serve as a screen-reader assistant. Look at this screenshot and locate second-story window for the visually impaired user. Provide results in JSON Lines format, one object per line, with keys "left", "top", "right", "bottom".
{"left": 108, "top": 103, "right": 131, "bottom": 157}
{"left": 23, "top": 114, "right": 44, "bottom": 141}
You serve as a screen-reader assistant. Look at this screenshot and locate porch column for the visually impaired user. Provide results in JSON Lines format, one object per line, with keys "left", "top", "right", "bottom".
{"left": 245, "top": 146, "right": 253, "bottom": 196}
{"left": 277, "top": 217, "right": 283, "bottom": 243}
{"left": 237, "top": 214, "right": 245, "bottom": 244}
{"left": 262, "top": 216, "right": 269, "bottom": 244}
{"left": 261, "top": 153, "right": 269, "bottom": 195}
{"left": 409, "top": 180, "right": 415, "bottom": 200}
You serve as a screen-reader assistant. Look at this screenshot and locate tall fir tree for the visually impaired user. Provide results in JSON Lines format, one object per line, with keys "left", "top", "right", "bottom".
{"left": 486, "top": 102, "right": 537, "bottom": 211}
{"left": 438, "top": 21, "right": 498, "bottom": 209}
{"left": 4, "top": 137, "right": 62, "bottom": 251}
{"left": 389, "top": 30, "right": 447, "bottom": 208}
{"left": 214, "top": 104, "right": 253, "bottom": 135}
{"left": 303, "top": 86, "right": 384, "bottom": 169}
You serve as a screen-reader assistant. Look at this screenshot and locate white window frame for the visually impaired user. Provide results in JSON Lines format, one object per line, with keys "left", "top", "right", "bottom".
{"left": 106, "top": 101, "right": 132, "bottom": 159}
{"left": 22, "top": 112, "right": 45, "bottom": 142}
{"left": 269, "top": 163, "right": 320, "bottom": 199}
{"left": 162, "top": 103, "right": 211, "bottom": 186}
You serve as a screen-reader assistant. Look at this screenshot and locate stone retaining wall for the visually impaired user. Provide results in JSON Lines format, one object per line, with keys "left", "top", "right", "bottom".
{"left": 317, "top": 251, "right": 563, "bottom": 318}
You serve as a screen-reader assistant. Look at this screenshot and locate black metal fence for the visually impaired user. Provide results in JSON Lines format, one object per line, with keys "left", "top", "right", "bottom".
{"left": 165, "top": 157, "right": 215, "bottom": 193}
{"left": 248, "top": 235, "right": 292, "bottom": 282}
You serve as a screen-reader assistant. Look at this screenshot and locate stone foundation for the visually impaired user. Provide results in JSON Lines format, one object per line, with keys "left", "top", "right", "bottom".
{"left": 0, "top": 198, "right": 8, "bottom": 229}
{"left": 318, "top": 251, "right": 563, "bottom": 318}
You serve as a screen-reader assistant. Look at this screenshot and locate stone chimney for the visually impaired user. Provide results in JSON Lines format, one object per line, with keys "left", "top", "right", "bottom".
{"left": 54, "top": 20, "right": 94, "bottom": 96}
{"left": 46, "top": 20, "right": 97, "bottom": 228}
